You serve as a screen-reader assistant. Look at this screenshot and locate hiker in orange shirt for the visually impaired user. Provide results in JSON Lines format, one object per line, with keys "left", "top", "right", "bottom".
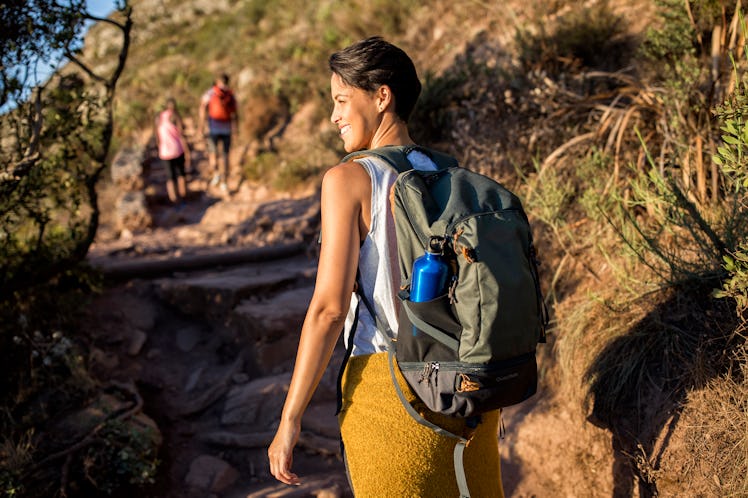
{"left": 198, "top": 73, "right": 238, "bottom": 194}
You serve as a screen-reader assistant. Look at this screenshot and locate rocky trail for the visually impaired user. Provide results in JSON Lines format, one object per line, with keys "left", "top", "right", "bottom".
{"left": 85, "top": 121, "right": 357, "bottom": 497}
{"left": 83, "top": 254, "right": 353, "bottom": 497}
{"left": 83, "top": 124, "right": 553, "bottom": 498}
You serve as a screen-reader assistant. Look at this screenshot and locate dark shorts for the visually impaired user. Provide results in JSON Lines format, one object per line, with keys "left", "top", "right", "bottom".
{"left": 162, "top": 154, "right": 185, "bottom": 183}
{"left": 207, "top": 133, "right": 231, "bottom": 155}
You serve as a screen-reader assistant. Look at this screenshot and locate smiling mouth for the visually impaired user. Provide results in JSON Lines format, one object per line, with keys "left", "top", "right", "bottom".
{"left": 339, "top": 125, "right": 351, "bottom": 136}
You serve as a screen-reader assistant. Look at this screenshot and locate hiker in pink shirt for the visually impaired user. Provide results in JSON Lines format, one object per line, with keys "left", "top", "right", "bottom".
{"left": 155, "top": 97, "right": 191, "bottom": 206}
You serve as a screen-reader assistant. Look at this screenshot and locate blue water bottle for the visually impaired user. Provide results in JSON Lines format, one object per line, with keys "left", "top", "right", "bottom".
{"left": 410, "top": 237, "right": 450, "bottom": 336}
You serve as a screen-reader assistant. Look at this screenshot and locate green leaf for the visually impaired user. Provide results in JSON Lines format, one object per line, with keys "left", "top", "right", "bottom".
{"left": 724, "top": 121, "right": 738, "bottom": 135}
{"left": 723, "top": 135, "right": 741, "bottom": 145}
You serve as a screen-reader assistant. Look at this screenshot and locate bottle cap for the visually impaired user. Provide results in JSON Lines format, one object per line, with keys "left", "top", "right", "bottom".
{"left": 427, "top": 236, "right": 444, "bottom": 254}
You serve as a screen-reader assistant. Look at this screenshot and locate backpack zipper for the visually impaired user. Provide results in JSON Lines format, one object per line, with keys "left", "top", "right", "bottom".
{"left": 446, "top": 207, "right": 523, "bottom": 236}
{"left": 395, "top": 171, "right": 447, "bottom": 251}
{"left": 401, "top": 354, "right": 535, "bottom": 376}
{"left": 416, "top": 361, "right": 440, "bottom": 386}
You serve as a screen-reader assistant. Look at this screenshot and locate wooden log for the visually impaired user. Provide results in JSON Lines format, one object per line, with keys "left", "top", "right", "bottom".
{"left": 90, "top": 241, "right": 307, "bottom": 281}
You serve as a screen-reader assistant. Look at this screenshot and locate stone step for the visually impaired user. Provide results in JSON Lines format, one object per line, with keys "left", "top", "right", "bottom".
{"left": 154, "top": 256, "right": 316, "bottom": 319}
{"left": 230, "top": 285, "right": 314, "bottom": 342}
{"left": 221, "top": 372, "right": 292, "bottom": 428}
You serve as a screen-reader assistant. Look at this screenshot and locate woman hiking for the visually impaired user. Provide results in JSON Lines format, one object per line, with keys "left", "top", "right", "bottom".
{"left": 155, "top": 97, "right": 190, "bottom": 207}
{"left": 267, "top": 36, "right": 504, "bottom": 497}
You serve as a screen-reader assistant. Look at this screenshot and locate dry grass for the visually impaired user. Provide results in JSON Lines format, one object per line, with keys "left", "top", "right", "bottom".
{"left": 657, "top": 344, "right": 748, "bottom": 496}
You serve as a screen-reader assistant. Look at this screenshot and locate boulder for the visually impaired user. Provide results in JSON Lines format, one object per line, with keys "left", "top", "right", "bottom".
{"left": 155, "top": 263, "right": 307, "bottom": 319}
{"left": 221, "top": 372, "right": 291, "bottom": 428}
{"left": 184, "top": 454, "right": 239, "bottom": 494}
{"left": 301, "top": 402, "right": 340, "bottom": 440}
{"left": 115, "top": 190, "right": 152, "bottom": 232}
{"left": 231, "top": 286, "right": 314, "bottom": 342}
{"left": 110, "top": 144, "right": 145, "bottom": 189}
{"left": 252, "top": 333, "right": 300, "bottom": 375}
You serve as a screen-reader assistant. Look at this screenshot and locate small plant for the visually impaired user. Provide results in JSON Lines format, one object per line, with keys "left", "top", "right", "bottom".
{"left": 243, "top": 151, "right": 277, "bottom": 182}
{"left": 516, "top": 0, "right": 633, "bottom": 75}
{"left": 273, "top": 158, "right": 321, "bottom": 191}
{"left": 410, "top": 69, "right": 468, "bottom": 144}
{"left": 74, "top": 418, "right": 161, "bottom": 495}
{"left": 715, "top": 243, "right": 748, "bottom": 320}
{"left": 576, "top": 148, "right": 619, "bottom": 223}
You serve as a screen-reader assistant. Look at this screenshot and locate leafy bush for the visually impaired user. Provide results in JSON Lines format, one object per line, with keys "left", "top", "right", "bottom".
{"left": 243, "top": 151, "right": 277, "bottom": 182}
{"left": 410, "top": 69, "right": 469, "bottom": 144}
{"left": 0, "top": 268, "right": 162, "bottom": 497}
{"left": 584, "top": 1, "right": 748, "bottom": 286}
{"left": 1, "top": 4, "right": 131, "bottom": 295}
{"left": 517, "top": 0, "right": 634, "bottom": 75}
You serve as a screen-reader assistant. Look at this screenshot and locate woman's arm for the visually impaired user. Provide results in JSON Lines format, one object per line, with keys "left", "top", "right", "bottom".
{"left": 268, "top": 161, "right": 370, "bottom": 485}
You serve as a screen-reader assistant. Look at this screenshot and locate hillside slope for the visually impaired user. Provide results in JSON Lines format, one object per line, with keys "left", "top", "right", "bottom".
{"left": 79, "top": 0, "right": 747, "bottom": 497}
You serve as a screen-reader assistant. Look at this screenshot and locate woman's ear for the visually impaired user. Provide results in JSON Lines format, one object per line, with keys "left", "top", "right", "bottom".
{"left": 376, "top": 84, "right": 393, "bottom": 113}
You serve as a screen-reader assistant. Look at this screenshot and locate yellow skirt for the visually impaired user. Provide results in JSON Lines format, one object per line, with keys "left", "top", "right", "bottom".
{"left": 338, "top": 352, "right": 504, "bottom": 498}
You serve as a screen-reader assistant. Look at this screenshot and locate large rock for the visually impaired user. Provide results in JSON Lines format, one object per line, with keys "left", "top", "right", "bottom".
{"left": 301, "top": 402, "right": 340, "bottom": 440}
{"left": 252, "top": 332, "right": 300, "bottom": 375}
{"left": 155, "top": 262, "right": 310, "bottom": 319}
{"left": 115, "top": 190, "right": 152, "bottom": 232}
{"left": 231, "top": 286, "right": 314, "bottom": 342}
{"left": 110, "top": 144, "right": 145, "bottom": 189}
{"left": 229, "top": 195, "right": 321, "bottom": 247}
{"left": 200, "top": 198, "right": 258, "bottom": 228}
{"left": 221, "top": 372, "right": 291, "bottom": 428}
{"left": 184, "top": 454, "right": 239, "bottom": 494}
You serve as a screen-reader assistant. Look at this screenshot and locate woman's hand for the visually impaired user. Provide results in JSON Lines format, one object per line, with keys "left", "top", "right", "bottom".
{"left": 268, "top": 419, "right": 301, "bottom": 486}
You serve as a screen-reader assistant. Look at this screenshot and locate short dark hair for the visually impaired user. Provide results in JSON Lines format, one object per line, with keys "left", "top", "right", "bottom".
{"left": 329, "top": 36, "right": 421, "bottom": 123}
{"left": 217, "top": 73, "right": 230, "bottom": 85}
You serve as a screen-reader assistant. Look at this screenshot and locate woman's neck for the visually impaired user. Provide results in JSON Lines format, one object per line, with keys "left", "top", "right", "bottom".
{"left": 369, "top": 117, "right": 414, "bottom": 149}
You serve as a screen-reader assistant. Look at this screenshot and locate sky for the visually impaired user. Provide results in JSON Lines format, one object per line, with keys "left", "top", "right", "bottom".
{"left": 1, "top": 1, "right": 119, "bottom": 113}
{"left": 86, "top": 0, "right": 117, "bottom": 20}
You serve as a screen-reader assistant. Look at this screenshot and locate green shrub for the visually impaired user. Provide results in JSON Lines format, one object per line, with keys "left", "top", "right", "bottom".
{"left": 242, "top": 151, "right": 276, "bottom": 182}
{"left": 517, "top": 0, "right": 634, "bottom": 74}
{"left": 273, "top": 157, "right": 321, "bottom": 191}
{"left": 410, "top": 69, "right": 468, "bottom": 144}
{"left": 576, "top": 148, "right": 619, "bottom": 222}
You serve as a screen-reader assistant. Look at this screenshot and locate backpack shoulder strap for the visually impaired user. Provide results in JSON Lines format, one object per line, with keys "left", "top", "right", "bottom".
{"left": 342, "top": 145, "right": 458, "bottom": 174}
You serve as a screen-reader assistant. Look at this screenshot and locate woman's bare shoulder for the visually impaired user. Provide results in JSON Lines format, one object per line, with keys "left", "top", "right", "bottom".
{"left": 323, "top": 160, "right": 369, "bottom": 189}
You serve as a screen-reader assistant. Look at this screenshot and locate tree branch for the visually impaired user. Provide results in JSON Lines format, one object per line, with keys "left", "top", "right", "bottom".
{"left": 106, "top": 7, "right": 132, "bottom": 91}
{"left": 63, "top": 50, "right": 107, "bottom": 84}
{"left": 82, "top": 13, "right": 126, "bottom": 30}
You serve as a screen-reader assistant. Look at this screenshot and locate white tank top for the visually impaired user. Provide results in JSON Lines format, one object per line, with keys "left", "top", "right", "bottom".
{"left": 344, "top": 150, "right": 438, "bottom": 356}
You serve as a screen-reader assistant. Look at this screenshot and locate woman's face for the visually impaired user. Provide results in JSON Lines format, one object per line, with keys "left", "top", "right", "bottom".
{"left": 330, "top": 72, "right": 381, "bottom": 153}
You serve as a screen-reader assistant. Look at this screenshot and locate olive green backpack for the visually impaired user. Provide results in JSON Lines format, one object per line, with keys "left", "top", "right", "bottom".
{"left": 340, "top": 144, "right": 547, "bottom": 498}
